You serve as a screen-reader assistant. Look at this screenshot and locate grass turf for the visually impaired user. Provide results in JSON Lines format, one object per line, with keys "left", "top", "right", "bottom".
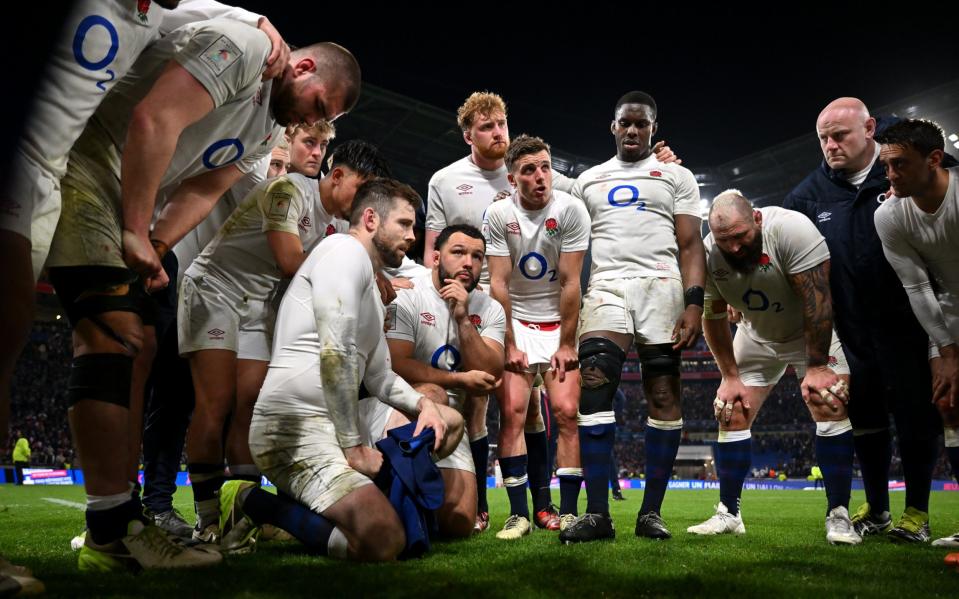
{"left": 1, "top": 485, "right": 958, "bottom": 598}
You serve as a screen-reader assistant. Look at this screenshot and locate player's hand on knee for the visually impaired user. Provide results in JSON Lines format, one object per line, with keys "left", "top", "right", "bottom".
{"left": 414, "top": 397, "right": 448, "bottom": 452}
{"left": 122, "top": 229, "right": 163, "bottom": 282}
{"left": 457, "top": 370, "right": 500, "bottom": 394}
{"left": 345, "top": 445, "right": 384, "bottom": 478}
{"left": 801, "top": 366, "right": 847, "bottom": 411}
{"left": 726, "top": 305, "right": 743, "bottom": 323}
{"left": 714, "top": 376, "right": 750, "bottom": 425}
{"left": 671, "top": 306, "right": 703, "bottom": 350}
{"left": 505, "top": 345, "right": 529, "bottom": 373}
{"left": 932, "top": 349, "right": 959, "bottom": 409}
{"left": 652, "top": 140, "right": 682, "bottom": 165}
{"left": 550, "top": 344, "right": 579, "bottom": 383}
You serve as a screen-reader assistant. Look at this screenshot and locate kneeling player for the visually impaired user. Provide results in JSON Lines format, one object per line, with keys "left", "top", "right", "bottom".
{"left": 689, "top": 191, "right": 859, "bottom": 545}
{"left": 217, "top": 179, "right": 458, "bottom": 561}
{"left": 171, "top": 141, "right": 389, "bottom": 542}
{"left": 361, "top": 224, "right": 505, "bottom": 537}
{"left": 486, "top": 136, "right": 590, "bottom": 539}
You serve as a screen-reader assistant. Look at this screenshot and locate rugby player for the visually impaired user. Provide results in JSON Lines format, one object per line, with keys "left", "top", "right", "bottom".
{"left": 688, "top": 191, "right": 859, "bottom": 545}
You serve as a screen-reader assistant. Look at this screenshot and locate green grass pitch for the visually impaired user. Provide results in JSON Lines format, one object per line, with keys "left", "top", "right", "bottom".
{"left": 2, "top": 485, "right": 959, "bottom": 598}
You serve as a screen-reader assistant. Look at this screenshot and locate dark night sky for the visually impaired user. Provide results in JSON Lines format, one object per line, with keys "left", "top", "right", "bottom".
{"left": 235, "top": 1, "right": 959, "bottom": 168}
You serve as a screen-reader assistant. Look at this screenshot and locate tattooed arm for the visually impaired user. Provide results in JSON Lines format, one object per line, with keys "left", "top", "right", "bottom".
{"left": 787, "top": 259, "right": 847, "bottom": 408}
{"left": 787, "top": 260, "right": 834, "bottom": 367}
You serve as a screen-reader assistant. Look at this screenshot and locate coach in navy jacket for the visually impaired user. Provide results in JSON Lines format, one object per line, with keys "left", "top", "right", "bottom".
{"left": 783, "top": 99, "right": 952, "bottom": 539}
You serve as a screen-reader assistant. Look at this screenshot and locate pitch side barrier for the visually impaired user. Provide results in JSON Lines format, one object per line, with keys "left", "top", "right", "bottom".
{"left": 3, "top": 468, "right": 958, "bottom": 491}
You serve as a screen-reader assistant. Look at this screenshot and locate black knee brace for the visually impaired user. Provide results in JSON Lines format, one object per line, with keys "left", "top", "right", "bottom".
{"left": 638, "top": 343, "right": 681, "bottom": 379}
{"left": 578, "top": 338, "right": 626, "bottom": 415}
{"left": 67, "top": 353, "right": 133, "bottom": 408}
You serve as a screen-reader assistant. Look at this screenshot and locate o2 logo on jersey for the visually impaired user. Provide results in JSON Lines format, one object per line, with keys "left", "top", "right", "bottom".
{"left": 73, "top": 15, "right": 119, "bottom": 91}
{"left": 607, "top": 185, "right": 647, "bottom": 211}
{"left": 431, "top": 344, "right": 461, "bottom": 371}
{"left": 202, "top": 138, "right": 245, "bottom": 169}
{"left": 519, "top": 252, "right": 557, "bottom": 282}
{"left": 741, "top": 288, "right": 784, "bottom": 313}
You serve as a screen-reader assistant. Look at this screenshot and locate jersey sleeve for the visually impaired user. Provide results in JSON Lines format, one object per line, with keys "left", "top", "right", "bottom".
{"left": 310, "top": 246, "right": 370, "bottom": 447}
{"left": 174, "top": 19, "right": 270, "bottom": 108}
{"left": 777, "top": 211, "right": 830, "bottom": 274}
{"left": 552, "top": 170, "right": 575, "bottom": 194}
{"left": 234, "top": 128, "right": 282, "bottom": 175}
{"left": 480, "top": 298, "right": 507, "bottom": 345}
{"left": 483, "top": 203, "right": 510, "bottom": 257}
{"left": 160, "top": 0, "right": 261, "bottom": 35}
{"left": 425, "top": 172, "right": 447, "bottom": 231}
{"left": 385, "top": 291, "right": 417, "bottom": 343}
{"left": 672, "top": 166, "right": 702, "bottom": 217}
{"left": 561, "top": 199, "right": 591, "bottom": 252}
{"left": 362, "top": 333, "right": 424, "bottom": 415}
{"left": 258, "top": 176, "right": 305, "bottom": 236}
{"left": 702, "top": 237, "right": 728, "bottom": 320}
{"left": 875, "top": 203, "right": 955, "bottom": 348}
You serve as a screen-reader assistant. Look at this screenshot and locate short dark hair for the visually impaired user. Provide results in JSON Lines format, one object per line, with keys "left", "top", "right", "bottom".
{"left": 875, "top": 118, "right": 945, "bottom": 157}
{"left": 504, "top": 134, "right": 550, "bottom": 172}
{"left": 614, "top": 91, "right": 657, "bottom": 119}
{"left": 328, "top": 140, "right": 392, "bottom": 179}
{"left": 292, "top": 42, "right": 362, "bottom": 113}
{"left": 348, "top": 178, "right": 422, "bottom": 226}
{"left": 435, "top": 224, "right": 486, "bottom": 252}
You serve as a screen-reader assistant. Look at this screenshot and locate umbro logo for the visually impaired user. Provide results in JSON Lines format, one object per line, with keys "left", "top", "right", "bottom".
{"left": 298, "top": 215, "right": 311, "bottom": 231}
{"left": 207, "top": 328, "right": 225, "bottom": 340}
{"left": 713, "top": 268, "right": 729, "bottom": 280}
{"left": 456, "top": 184, "right": 473, "bottom": 195}
{"left": 420, "top": 312, "right": 436, "bottom": 326}
{"left": 817, "top": 211, "right": 832, "bottom": 223}
{"left": 595, "top": 173, "right": 612, "bottom": 180}
{"left": 506, "top": 222, "right": 521, "bottom": 235}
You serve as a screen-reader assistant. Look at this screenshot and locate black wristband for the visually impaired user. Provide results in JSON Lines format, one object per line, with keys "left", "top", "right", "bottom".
{"left": 684, "top": 285, "right": 705, "bottom": 308}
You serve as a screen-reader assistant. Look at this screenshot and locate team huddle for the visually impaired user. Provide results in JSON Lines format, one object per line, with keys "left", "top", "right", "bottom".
{"left": 2, "top": 0, "right": 959, "bottom": 580}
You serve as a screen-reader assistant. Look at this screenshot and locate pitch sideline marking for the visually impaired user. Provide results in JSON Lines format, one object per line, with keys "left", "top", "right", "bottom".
{"left": 42, "top": 497, "right": 85, "bottom": 511}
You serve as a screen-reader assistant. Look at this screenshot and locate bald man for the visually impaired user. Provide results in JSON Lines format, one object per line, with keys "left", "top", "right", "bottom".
{"left": 692, "top": 191, "right": 858, "bottom": 544}
{"left": 783, "top": 98, "right": 955, "bottom": 544}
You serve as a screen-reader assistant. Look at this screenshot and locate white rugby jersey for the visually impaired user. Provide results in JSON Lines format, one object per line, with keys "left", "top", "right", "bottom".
{"left": 704, "top": 207, "right": 830, "bottom": 344}
{"left": 484, "top": 189, "right": 590, "bottom": 322}
{"left": 571, "top": 155, "right": 700, "bottom": 282}
{"left": 65, "top": 18, "right": 283, "bottom": 211}
{"left": 187, "top": 173, "right": 344, "bottom": 300}
{"left": 386, "top": 274, "right": 506, "bottom": 405}
{"left": 875, "top": 166, "right": 959, "bottom": 349}
{"left": 256, "top": 234, "right": 423, "bottom": 447}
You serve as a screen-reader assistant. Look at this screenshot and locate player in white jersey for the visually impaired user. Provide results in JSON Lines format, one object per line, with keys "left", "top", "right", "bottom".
{"left": 424, "top": 92, "right": 681, "bottom": 532}
{"left": 0, "top": 0, "right": 287, "bottom": 484}
{"left": 171, "top": 141, "right": 390, "bottom": 542}
{"left": 563, "top": 91, "right": 706, "bottom": 544}
{"left": 485, "top": 136, "right": 589, "bottom": 540}
{"left": 358, "top": 224, "right": 506, "bottom": 538}
{"left": 873, "top": 119, "right": 959, "bottom": 550}
{"left": 216, "top": 179, "right": 458, "bottom": 561}
{"left": 268, "top": 141, "right": 291, "bottom": 178}
{"left": 287, "top": 120, "right": 336, "bottom": 177}
{"left": 687, "top": 192, "right": 859, "bottom": 545}
{"left": 41, "top": 18, "right": 360, "bottom": 570}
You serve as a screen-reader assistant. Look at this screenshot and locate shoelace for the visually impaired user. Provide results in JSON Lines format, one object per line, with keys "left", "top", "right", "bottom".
{"left": 138, "top": 527, "right": 185, "bottom": 560}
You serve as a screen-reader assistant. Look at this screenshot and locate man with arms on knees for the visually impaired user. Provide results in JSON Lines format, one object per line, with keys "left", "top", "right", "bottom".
{"left": 216, "top": 178, "right": 456, "bottom": 561}
{"left": 358, "top": 223, "right": 505, "bottom": 538}
{"left": 171, "top": 140, "right": 389, "bottom": 542}
{"left": 873, "top": 119, "right": 959, "bottom": 549}
{"left": 486, "top": 135, "right": 589, "bottom": 539}
{"left": 563, "top": 91, "right": 705, "bottom": 543}
{"left": 784, "top": 99, "right": 945, "bottom": 543}
{"left": 689, "top": 190, "right": 858, "bottom": 544}
{"left": 44, "top": 18, "right": 358, "bottom": 569}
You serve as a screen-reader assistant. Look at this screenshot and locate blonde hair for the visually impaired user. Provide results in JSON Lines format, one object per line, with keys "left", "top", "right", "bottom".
{"left": 456, "top": 91, "right": 507, "bottom": 132}
{"left": 286, "top": 120, "right": 337, "bottom": 141}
